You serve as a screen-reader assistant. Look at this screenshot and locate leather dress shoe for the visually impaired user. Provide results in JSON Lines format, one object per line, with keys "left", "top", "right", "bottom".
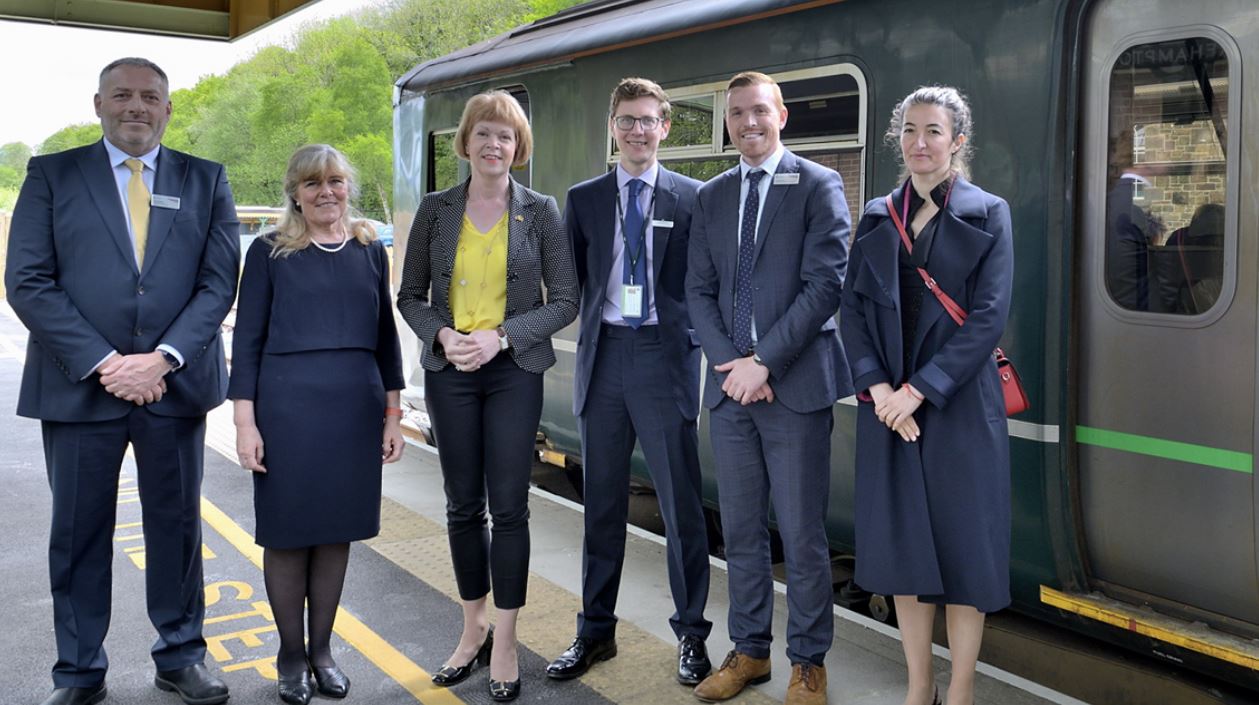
{"left": 310, "top": 662, "right": 350, "bottom": 698}
{"left": 693, "top": 650, "right": 771, "bottom": 702}
{"left": 677, "top": 634, "right": 712, "bottom": 685}
{"left": 488, "top": 677, "right": 521, "bottom": 702}
{"left": 276, "top": 667, "right": 313, "bottom": 705}
{"left": 154, "top": 664, "right": 230, "bottom": 705}
{"left": 431, "top": 626, "right": 493, "bottom": 686}
{"left": 40, "top": 685, "right": 106, "bottom": 705}
{"left": 545, "top": 636, "right": 617, "bottom": 680}
{"left": 784, "top": 663, "right": 827, "bottom": 705}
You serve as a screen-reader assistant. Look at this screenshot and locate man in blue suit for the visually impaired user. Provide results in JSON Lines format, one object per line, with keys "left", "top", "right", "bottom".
{"left": 547, "top": 77, "right": 712, "bottom": 685}
{"left": 5, "top": 58, "right": 239, "bottom": 705}
{"left": 686, "top": 71, "right": 851, "bottom": 705}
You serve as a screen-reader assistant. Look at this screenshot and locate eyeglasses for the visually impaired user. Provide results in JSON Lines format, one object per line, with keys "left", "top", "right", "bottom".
{"left": 613, "top": 115, "right": 663, "bottom": 131}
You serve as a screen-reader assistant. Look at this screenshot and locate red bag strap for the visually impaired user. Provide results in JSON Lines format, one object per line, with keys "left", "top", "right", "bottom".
{"left": 885, "top": 187, "right": 966, "bottom": 327}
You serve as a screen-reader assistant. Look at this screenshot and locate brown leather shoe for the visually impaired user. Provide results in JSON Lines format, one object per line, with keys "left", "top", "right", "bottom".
{"left": 785, "top": 663, "right": 827, "bottom": 705}
{"left": 692, "top": 650, "right": 770, "bottom": 702}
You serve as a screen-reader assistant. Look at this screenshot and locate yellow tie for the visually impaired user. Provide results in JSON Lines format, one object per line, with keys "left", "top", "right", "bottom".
{"left": 125, "top": 158, "right": 150, "bottom": 268}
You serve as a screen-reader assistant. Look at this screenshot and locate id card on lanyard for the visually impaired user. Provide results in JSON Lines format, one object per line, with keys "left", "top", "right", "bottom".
{"left": 616, "top": 186, "right": 656, "bottom": 318}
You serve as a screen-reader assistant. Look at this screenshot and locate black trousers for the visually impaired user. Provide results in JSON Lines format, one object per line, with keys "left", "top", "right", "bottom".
{"left": 42, "top": 409, "right": 208, "bottom": 688}
{"left": 425, "top": 354, "right": 542, "bottom": 609}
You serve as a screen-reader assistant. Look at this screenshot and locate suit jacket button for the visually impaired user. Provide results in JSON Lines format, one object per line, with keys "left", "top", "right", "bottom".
{"left": 137, "top": 286, "right": 145, "bottom": 295}
{"left": 134, "top": 328, "right": 143, "bottom": 336}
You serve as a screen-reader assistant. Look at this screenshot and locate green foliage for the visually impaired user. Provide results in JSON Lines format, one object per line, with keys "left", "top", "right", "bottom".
{"left": 28, "top": 0, "right": 590, "bottom": 216}
{"left": 37, "top": 123, "right": 103, "bottom": 155}
{"left": 0, "top": 142, "right": 32, "bottom": 173}
{"left": 523, "top": 0, "right": 587, "bottom": 23}
{"left": 0, "top": 186, "right": 18, "bottom": 211}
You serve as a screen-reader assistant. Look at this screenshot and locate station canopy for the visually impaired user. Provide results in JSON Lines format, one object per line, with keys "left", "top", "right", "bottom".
{"left": 0, "top": 0, "right": 320, "bottom": 40}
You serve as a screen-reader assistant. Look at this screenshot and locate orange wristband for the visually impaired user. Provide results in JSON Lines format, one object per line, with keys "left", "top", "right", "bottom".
{"left": 384, "top": 407, "right": 404, "bottom": 417}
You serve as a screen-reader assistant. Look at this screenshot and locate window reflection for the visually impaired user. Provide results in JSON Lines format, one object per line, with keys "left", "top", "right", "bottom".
{"left": 1104, "top": 38, "right": 1228, "bottom": 315}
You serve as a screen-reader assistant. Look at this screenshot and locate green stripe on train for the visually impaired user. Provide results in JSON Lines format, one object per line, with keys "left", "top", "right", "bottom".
{"left": 1076, "top": 426, "right": 1253, "bottom": 474}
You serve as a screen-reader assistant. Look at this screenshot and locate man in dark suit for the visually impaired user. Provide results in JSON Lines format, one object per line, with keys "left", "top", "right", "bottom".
{"left": 546, "top": 77, "right": 713, "bottom": 685}
{"left": 685, "top": 71, "right": 851, "bottom": 705}
{"left": 5, "top": 58, "right": 239, "bottom": 705}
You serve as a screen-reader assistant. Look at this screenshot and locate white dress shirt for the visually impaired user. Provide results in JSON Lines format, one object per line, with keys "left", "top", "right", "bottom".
{"left": 735, "top": 144, "right": 785, "bottom": 344}
{"left": 602, "top": 162, "right": 660, "bottom": 326}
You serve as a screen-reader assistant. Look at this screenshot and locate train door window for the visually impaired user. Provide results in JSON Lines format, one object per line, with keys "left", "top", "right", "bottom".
{"left": 1103, "top": 37, "right": 1231, "bottom": 316}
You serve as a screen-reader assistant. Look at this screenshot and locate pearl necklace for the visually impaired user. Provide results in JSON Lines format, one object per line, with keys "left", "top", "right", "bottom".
{"left": 311, "top": 231, "right": 349, "bottom": 253}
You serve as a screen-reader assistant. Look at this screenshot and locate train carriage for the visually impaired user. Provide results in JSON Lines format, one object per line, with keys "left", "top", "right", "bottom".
{"left": 390, "top": 0, "right": 1259, "bottom": 690}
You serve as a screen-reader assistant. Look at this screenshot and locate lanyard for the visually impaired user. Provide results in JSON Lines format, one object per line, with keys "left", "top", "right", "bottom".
{"left": 614, "top": 184, "right": 657, "bottom": 285}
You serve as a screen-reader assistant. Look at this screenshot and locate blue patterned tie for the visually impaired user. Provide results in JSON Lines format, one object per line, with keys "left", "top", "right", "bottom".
{"left": 622, "top": 178, "right": 649, "bottom": 328}
{"left": 732, "top": 169, "right": 764, "bottom": 355}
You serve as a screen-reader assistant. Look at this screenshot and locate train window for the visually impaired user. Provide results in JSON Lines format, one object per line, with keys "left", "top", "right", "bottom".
{"left": 604, "top": 64, "right": 866, "bottom": 223}
{"left": 661, "top": 94, "right": 716, "bottom": 151}
{"left": 1103, "top": 37, "right": 1229, "bottom": 315}
{"left": 428, "top": 130, "right": 461, "bottom": 193}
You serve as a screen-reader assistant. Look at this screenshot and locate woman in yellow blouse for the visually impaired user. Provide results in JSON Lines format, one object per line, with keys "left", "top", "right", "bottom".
{"left": 397, "top": 91, "right": 578, "bottom": 702}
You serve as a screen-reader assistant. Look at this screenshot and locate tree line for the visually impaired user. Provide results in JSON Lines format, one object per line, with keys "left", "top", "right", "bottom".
{"left": 0, "top": 0, "right": 584, "bottom": 216}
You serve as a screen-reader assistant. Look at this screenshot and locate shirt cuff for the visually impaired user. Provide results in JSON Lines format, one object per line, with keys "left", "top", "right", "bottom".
{"left": 157, "top": 344, "right": 185, "bottom": 369}
{"left": 84, "top": 350, "right": 118, "bottom": 380}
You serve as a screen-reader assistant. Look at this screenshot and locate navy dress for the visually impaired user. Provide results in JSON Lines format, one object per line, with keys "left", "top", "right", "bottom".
{"left": 229, "top": 234, "right": 405, "bottom": 549}
{"left": 840, "top": 177, "right": 1014, "bottom": 613}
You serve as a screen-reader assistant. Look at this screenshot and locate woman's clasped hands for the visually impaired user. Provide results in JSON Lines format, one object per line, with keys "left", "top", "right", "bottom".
{"left": 439, "top": 327, "right": 501, "bottom": 372}
{"left": 869, "top": 382, "right": 922, "bottom": 443}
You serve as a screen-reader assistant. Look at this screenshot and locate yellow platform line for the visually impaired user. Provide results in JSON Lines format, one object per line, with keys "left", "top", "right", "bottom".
{"left": 199, "top": 496, "right": 466, "bottom": 704}
{"left": 1040, "top": 585, "right": 1259, "bottom": 670}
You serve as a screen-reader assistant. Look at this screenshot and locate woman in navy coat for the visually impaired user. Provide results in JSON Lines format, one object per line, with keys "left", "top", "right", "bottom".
{"left": 840, "top": 86, "right": 1013, "bottom": 705}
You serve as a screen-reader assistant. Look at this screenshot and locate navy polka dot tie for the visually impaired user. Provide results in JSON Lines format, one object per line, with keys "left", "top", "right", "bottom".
{"left": 732, "top": 169, "right": 764, "bottom": 355}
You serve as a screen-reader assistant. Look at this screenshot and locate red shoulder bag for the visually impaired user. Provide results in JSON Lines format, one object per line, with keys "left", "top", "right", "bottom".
{"left": 885, "top": 190, "right": 1029, "bottom": 417}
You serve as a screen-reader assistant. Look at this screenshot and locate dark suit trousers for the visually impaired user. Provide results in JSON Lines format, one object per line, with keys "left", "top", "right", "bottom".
{"left": 425, "top": 354, "right": 542, "bottom": 610}
{"left": 709, "top": 399, "right": 834, "bottom": 666}
{"left": 576, "top": 325, "right": 711, "bottom": 641}
{"left": 42, "top": 408, "right": 209, "bottom": 687}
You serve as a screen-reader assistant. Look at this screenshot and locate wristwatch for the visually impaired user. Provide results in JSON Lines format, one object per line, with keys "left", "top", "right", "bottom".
{"left": 496, "top": 326, "right": 510, "bottom": 351}
{"left": 751, "top": 352, "right": 768, "bottom": 368}
{"left": 159, "top": 349, "right": 180, "bottom": 371}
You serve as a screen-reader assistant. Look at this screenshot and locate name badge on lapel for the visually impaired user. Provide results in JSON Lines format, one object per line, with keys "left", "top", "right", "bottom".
{"left": 151, "top": 194, "right": 181, "bottom": 209}
{"left": 622, "top": 285, "right": 644, "bottom": 318}
{"left": 650, "top": 219, "right": 674, "bottom": 228}
{"left": 773, "top": 173, "right": 800, "bottom": 186}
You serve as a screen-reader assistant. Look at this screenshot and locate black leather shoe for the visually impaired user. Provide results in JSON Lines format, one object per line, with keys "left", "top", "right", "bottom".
{"left": 488, "top": 677, "right": 521, "bottom": 702}
{"left": 154, "top": 664, "right": 230, "bottom": 705}
{"left": 276, "top": 667, "right": 313, "bottom": 705}
{"left": 431, "top": 626, "right": 493, "bottom": 686}
{"left": 40, "top": 685, "right": 107, "bottom": 705}
{"left": 310, "top": 662, "right": 350, "bottom": 698}
{"left": 545, "top": 636, "right": 617, "bottom": 680}
{"left": 677, "top": 634, "right": 712, "bottom": 685}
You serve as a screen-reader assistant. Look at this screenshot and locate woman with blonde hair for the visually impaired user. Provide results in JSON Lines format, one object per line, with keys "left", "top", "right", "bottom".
{"left": 841, "top": 86, "right": 1014, "bottom": 705}
{"left": 230, "top": 144, "right": 405, "bottom": 705}
{"left": 398, "top": 90, "right": 578, "bottom": 701}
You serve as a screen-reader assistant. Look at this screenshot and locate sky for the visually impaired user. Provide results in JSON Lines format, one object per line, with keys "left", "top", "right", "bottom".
{"left": 0, "top": 0, "right": 387, "bottom": 149}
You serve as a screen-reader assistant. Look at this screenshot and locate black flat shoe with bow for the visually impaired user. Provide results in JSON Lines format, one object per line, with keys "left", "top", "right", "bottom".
{"left": 431, "top": 626, "right": 493, "bottom": 686}
{"left": 488, "top": 677, "right": 521, "bottom": 702}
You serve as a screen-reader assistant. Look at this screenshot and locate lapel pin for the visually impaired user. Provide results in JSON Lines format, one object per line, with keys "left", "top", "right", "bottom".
{"left": 514, "top": 214, "right": 524, "bottom": 222}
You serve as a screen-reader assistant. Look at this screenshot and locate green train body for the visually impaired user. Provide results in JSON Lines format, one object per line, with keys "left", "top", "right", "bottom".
{"left": 392, "top": 0, "right": 1259, "bottom": 690}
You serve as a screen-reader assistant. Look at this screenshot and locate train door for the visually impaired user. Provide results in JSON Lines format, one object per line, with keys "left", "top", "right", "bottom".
{"left": 1077, "top": 0, "right": 1258, "bottom": 628}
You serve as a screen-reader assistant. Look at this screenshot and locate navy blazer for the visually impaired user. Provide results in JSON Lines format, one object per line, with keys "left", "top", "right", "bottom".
{"left": 686, "top": 149, "right": 853, "bottom": 414}
{"left": 566, "top": 167, "right": 702, "bottom": 419}
{"left": 6, "top": 140, "right": 240, "bottom": 422}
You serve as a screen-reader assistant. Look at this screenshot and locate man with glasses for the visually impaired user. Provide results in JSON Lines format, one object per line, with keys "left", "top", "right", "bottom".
{"left": 546, "top": 77, "right": 712, "bottom": 685}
